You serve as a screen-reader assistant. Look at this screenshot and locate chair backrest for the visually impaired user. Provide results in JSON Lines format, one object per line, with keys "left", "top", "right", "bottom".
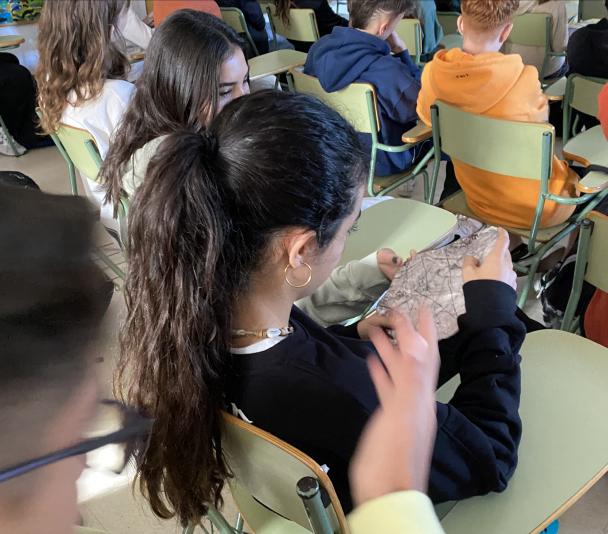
{"left": 579, "top": 0, "right": 607, "bottom": 21}
{"left": 566, "top": 74, "right": 607, "bottom": 118}
{"left": 507, "top": 13, "right": 551, "bottom": 48}
{"left": 436, "top": 11, "right": 459, "bottom": 35}
{"left": 431, "top": 100, "right": 554, "bottom": 181}
{"left": 220, "top": 7, "right": 259, "bottom": 55}
{"left": 54, "top": 123, "right": 102, "bottom": 182}
{"left": 395, "top": 18, "right": 422, "bottom": 64}
{"left": 290, "top": 68, "right": 380, "bottom": 134}
{"left": 153, "top": 0, "right": 221, "bottom": 25}
{"left": 222, "top": 413, "right": 348, "bottom": 533}
{"left": 584, "top": 211, "right": 608, "bottom": 291}
{"left": 264, "top": 4, "right": 319, "bottom": 42}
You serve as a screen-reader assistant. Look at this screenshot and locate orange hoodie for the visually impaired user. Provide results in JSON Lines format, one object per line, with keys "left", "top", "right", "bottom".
{"left": 417, "top": 48, "right": 578, "bottom": 229}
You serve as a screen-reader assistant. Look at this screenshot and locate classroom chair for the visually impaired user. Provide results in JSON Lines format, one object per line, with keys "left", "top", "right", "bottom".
{"left": 153, "top": 0, "right": 221, "bottom": 26}
{"left": 437, "top": 329, "right": 608, "bottom": 533}
{"left": 184, "top": 412, "right": 348, "bottom": 534}
{"left": 578, "top": 0, "right": 606, "bottom": 21}
{"left": 289, "top": 68, "right": 434, "bottom": 198}
{"left": 436, "top": 11, "right": 459, "bottom": 35}
{"left": 395, "top": 18, "right": 422, "bottom": 65}
{"left": 562, "top": 211, "right": 608, "bottom": 332}
{"left": 428, "top": 101, "right": 608, "bottom": 307}
{"left": 262, "top": 4, "right": 320, "bottom": 47}
{"left": 506, "top": 13, "right": 566, "bottom": 83}
{"left": 562, "top": 74, "right": 608, "bottom": 165}
{"left": 48, "top": 123, "right": 128, "bottom": 281}
{"left": 220, "top": 7, "right": 260, "bottom": 56}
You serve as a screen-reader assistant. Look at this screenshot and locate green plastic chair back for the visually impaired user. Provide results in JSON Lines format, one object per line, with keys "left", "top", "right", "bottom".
{"left": 563, "top": 74, "right": 607, "bottom": 144}
{"left": 290, "top": 68, "right": 379, "bottom": 134}
{"left": 436, "top": 11, "right": 459, "bottom": 35}
{"left": 562, "top": 211, "right": 608, "bottom": 331}
{"left": 507, "top": 13, "right": 551, "bottom": 47}
{"left": 221, "top": 7, "right": 260, "bottom": 56}
{"left": 432, "top": 101, "right": 554, "bottom": 180}
{"left": 583, "top": 211, "right": 608, "bottom": 291}
{"left": 55, "top": 123, "right": 102, "bottom": 181}
{"left": 222, "top": 413, "right": 348, "bottom": 534}
{"left": 579, "top": 0, "right": 606, "bottom": 20}
{"left": 264, "top": 4, "right": 319, "bottom": 43}
{"left": 395, "top": 18, "right": 422, "bottom": 64}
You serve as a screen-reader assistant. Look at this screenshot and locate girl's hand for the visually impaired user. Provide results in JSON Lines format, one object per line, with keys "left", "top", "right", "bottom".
{"left": 376, "top": 248, "right": 403, "bottom": 280}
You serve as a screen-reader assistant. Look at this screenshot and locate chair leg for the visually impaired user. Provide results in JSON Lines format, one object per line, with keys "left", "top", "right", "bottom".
{"left": 95, "top": 247, "right": 125, "bottom": 280}
{"left": 517, "top": 254, "right": 542, "bottom": 309}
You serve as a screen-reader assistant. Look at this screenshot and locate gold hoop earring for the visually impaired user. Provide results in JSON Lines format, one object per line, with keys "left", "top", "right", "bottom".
{"left": 284, "top": 262, "right": 312, "bottom": 288}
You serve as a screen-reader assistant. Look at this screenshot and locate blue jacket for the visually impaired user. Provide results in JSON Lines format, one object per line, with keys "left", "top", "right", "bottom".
{"left": 304, "top": 27, "right": 422, "bottom": 176}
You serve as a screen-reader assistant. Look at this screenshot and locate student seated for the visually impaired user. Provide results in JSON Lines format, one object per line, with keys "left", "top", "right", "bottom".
{"left": 217, "top": 0, "right": 270, "bottom": 54}
{"left": 118, "top": 90, "right": 524, "bottom": 520}
{"left": 417, "top": 0, "right": 578, "bottom": 229}
{"left": 274, "top": 0, "right": 348, "bottom": 51}
{"left": 504, "top": 0, "right": 569, "bottom": 80}
{"left": 304, "top": 0, "right": 422, "bottom": 177}
{"left": 567, "top": 0, "right": 608, "bottom": 78}
{"left": 35, "top": 0, "right": 134, "bottom": 229}
{"left": 0, "top": 187, "right": 444, "bottom": 534}
{"left": 100, "top": 10, "right": 248, "bottom": 208}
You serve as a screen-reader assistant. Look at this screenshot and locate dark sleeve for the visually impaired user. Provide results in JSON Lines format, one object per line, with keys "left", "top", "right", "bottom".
{"left": 375, "top": 57, "right": 421, "bottom": 128}
{"left": 326, "top": 322, "right": 361, "bottom": 339}
{"left": 241, "top": 0, "right": 266, "bottom": 31}
{"left": 429, "top": 280, "right": 525, "bottom": 503}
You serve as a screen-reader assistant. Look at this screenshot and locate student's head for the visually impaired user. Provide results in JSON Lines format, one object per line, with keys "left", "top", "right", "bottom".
{"left": 0, "top": 188, "right": 108, "bottom": 534}
{"left": 349, "top": 0, "right": 415, "bottom": 38}
{"left": 36, "top": 0, "right": 130, "bottom": 134}
{"left": 458, "top": 0, "right": 519, "bottom": 53}
{"left": 117, "top": 90, "right": 367, "bottom": 524}
{"left": 100, "top": 9, "right": 247, "bottom": 208}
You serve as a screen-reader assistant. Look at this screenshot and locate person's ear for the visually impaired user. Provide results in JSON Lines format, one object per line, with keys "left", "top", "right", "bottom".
{"left": 498, "top": 22, "right": 513, "bottom": 44}
{"left": 457, "top": 14, "right": 464, "bottom": 35}
{"left": 284, "top": 229, "right": 318, "bottom": 269}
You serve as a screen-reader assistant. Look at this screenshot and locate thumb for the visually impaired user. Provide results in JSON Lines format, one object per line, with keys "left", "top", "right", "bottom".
{"left": 462, "top": 255, "right": 479, "bottom": 270}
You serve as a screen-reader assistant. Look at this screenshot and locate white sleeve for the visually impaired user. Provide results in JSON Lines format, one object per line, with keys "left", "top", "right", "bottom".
{"left": 116, "top": 6, "right": 153, "bottom": 49}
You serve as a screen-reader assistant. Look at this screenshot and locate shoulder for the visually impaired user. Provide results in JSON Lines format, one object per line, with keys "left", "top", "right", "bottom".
{"left": 102, "top": 79, "right": 136, "bottom": 104}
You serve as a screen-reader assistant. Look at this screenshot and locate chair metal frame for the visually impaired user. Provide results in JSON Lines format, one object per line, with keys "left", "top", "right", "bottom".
{"left": 429, "top": 101, "right": 608, "bottom": 307}
{"left": 562, "top": 73, "right": 608, "bottom": 146}
{"left": 289, "top": 68, "right": 433, "bottom": 199}
{"left": 47, "top": 123, "right": 127, "bottom": 280}
{"left": 507, "top": 13, "right": 566, "bottom": 82}
{"left": 562, "top": 211, "right": 608, "bottom": 332}
{"left": 220, "top": 6, "right": 260, "bottom": 56}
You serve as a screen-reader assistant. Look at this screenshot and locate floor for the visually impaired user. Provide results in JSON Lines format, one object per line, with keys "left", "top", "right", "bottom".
{"left": 3, "top": 143, "right": 607, "bottom": 533}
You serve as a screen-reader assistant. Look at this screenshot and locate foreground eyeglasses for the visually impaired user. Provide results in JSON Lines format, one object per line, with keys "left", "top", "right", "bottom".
{"left": 0, "top": 399, "right": 154, "bottom": 483}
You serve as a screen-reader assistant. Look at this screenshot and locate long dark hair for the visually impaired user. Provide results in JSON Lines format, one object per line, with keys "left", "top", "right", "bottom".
{"left": 99, "top": 9, "right": 244, "bottom": 208}
{"left": 116, "top": 91, "right": 367, "bottom": 524}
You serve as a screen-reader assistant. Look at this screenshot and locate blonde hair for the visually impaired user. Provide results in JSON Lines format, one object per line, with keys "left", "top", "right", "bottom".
{"left": 35, "top": 0, "right": 130, "bottom": 134}
{"left": 460, "top": 0, "right": 519, "bottom": 32}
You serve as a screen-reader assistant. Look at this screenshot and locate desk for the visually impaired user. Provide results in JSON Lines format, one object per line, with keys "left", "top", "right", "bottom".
{"left": 437, "top": 330, "right": 608, "bottom": 533}
{"left": 0, "top": 34, "right": 24, "bottom": 50}
{"left": 339, "top": 198, "right": 457, "bottom": 265}
{"left": 249, "top": 49, "right": 307, "bottom": 81}
{"left": 563, "top": 125, "right": 608, "bottom": 167}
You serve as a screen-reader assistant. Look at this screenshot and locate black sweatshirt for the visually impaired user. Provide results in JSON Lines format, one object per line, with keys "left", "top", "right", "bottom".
{"left": 227, "top": 280, "right": 525, "bottom": 513}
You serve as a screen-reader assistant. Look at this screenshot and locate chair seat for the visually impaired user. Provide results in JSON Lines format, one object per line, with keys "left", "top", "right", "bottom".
{"left": 340, "top": 198, "right": 457, "bottom": 265}
{"left": 371, "top": 172, "right": 413, "bottom": 194}
{"left": 543, "top": 76, "right": 567, "bottom": 102}
{"left": 249, "top": 50, "right": 307, "bottom": 81}
{"left": 563, "top": 125, "right": 608, "bottom": 167}
{"left": 441, "top": 191, "right": 568, "bottom": 243}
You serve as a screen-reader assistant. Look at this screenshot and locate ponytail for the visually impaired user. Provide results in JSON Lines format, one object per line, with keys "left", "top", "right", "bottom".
{"left": 117, "top": 130, "right": 231, "bottom": 522}
{"left": 117, "top": 91, "right": 367, "bottom": 525}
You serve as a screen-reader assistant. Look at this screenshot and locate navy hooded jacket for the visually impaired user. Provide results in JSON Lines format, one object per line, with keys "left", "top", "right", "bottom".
{"left": 304, "top": 26, "right": 422, "bottom": 176}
